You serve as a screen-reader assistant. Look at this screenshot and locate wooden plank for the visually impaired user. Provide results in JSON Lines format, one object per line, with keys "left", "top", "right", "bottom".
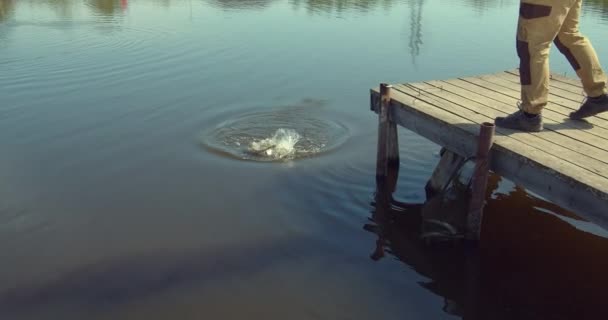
{"left": 370, "top": 87, "right": 608, "bottom": 229}
{"left": 476, "top": 73, "right": 608, "bottom": 124}
{"left": 501, "top": 70, "right": 584, "bottom": 95}
{"left": 429, "top": 79, "right": 608, "bottom": 141}
{"left": 401, "top": 82, "right": 608, "bottom": 170}
{"left": 498, "top": 71, "right": 608, "bottom": 121}
{"left": 422, "top": 79, "right": 608, "bottom": 156}
{"left": 493, "top": 71, "right": 582, "bottom": 100}
{"left": 490, "top": 72, "right": 606, "bottom": 117}
{"left": 453, "top": 76, "right": 608, "bottom": 130}
{"left": 465, "top": 75, "right": 586, "bottom": 113}
{"left": 507, "top": 69, "right": 584, "bottom": 89}
{"left": 463, "top": 74, "right": 573, "bottom": 107}
{"left": 393, "top": 83, "right": 608, "bottom": 177}
{"left": 448, "top": 76, "right": 608, "bottom": 130}
{"left": 549, "top": 72, "right": 587, "bottom": 87}
{"left": 496, "top": 71, "right": 587, "bottom": 104}
{"left": 499, "top": 70, "right": 586, "bottom": 97}
{"left": 370, "top": 88, "right": 478, "bottom": 157}
{"left": 379, "top": 86, "right": 608, "bottom": 193}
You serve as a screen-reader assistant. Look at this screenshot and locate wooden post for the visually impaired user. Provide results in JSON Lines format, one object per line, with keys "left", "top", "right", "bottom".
{"left": 373, "top": 84, "right": 393, "bottom": 259}
{"left": 376, "top": 83, "right": 392, "bottom": 181}
{"left": 386, "top": 84, "right": 400, "bottom": 193}
{"left": 466, "top": 122, "right": 495, "bottom": 240}
{"left": 425, "top": 148, "right": 465, "bottom": 199}
{"left": 387, "top": 118, "right": 399, "bottom": 168}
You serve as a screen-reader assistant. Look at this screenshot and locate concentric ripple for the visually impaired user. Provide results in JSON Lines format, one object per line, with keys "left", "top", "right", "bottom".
{"left": 201, "top": 101, "right": 350, "bottom": 162}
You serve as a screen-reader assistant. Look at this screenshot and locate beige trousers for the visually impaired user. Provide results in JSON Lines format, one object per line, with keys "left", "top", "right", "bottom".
{"left": 517, "top": 0, "right": 607, "bottom": 114}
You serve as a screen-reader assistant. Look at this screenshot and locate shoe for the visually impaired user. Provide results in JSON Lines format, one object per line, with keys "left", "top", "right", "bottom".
{"left": 495, "top": 110, "right": 543, "bottom": 132}
{"left": 570, "top": 94, "right": 608, "bottom": 120}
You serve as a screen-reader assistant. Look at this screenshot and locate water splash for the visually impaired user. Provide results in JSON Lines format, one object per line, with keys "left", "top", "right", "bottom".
{"left": 249, "top": 128, "right": 301, "bottom": 160}
{"left": 200, "top": 101, "right": 349, "bottom": 162}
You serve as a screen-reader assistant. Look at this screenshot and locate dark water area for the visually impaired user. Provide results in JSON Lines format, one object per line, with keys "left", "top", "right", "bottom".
{"left": 1, "top": 0, "right": 608, "bottom": 319}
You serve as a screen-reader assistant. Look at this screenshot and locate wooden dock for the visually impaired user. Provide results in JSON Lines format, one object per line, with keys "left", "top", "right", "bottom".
{"left": 370, "top": 70, "right": 608, "bottom": 233}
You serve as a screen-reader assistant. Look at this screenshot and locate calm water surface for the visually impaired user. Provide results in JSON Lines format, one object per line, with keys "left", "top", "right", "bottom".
{"left": 1, "top": 0, "right": 608, "bottom": 319}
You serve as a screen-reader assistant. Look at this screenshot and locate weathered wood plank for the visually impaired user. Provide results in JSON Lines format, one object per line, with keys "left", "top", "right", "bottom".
{"left": 496, "top": 71, "right": 587, "bottom": 100}
{"left": 483, "top": 72, "right": 608, "bottom": 121}
{"left": 462, "top": 75, "right": 587, "bottom": 114}
{"left": 370, "top": 88, "right": 478, "bottom": 157}
{"left": 414, "top": 80, "right": 608, "bottom": 158}
{"left": 453, "top": 76, "right": 608, "bottom": 130}
{"left": 393, "top": 83, "right": 608, "bottom": 177}
{"left": 501, "top": 70, "right": 585, "bottom": 95}
{"left": 431, "top": 79, "right": 608, "bottom": 141}
{"left": 506, "top": 69, "right": 584, "bottom": 90}
{"left": 370, "top": 84, "right": 608, "bottom": 230}
{"left": 445, "top": 77, "right": 608, "bottom": 132}
{"left": 372, "top": 87, "right": 608, "bottom": 194}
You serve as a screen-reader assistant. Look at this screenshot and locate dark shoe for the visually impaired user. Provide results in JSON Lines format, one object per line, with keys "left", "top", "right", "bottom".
{"left": 570, "top": 94, "right": 608, "bottom": 120}
{"left": 495, "top": 110, "right": 543, "bottom": 132}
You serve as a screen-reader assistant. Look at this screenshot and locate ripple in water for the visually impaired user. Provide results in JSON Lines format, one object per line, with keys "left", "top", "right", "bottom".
{"left": 201, "top": 100, "right": 350, "bottom": 162}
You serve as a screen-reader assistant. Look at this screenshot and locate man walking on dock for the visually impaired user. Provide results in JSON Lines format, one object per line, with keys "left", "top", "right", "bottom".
{"left": 495, "top": 0, "right": 608, "bottom": 132}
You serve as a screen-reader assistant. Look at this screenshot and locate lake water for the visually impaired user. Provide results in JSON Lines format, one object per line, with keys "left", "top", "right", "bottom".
{"left": 1, "top": 0, "right": 608, "bottom": 319}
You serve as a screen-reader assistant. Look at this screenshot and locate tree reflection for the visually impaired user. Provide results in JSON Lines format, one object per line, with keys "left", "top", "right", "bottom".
{"left": 87, "top": 0, "right": 121, "bottom": 16}
{"left": 0, "top": 0, "right": 16, "bottom": 22}
{"left": 406, "top": 0, "right": 424, "bottom": 64}
{"left": 204, "top": 0, "right": 278, "bottom": 10}
{"left": 290, "top": 0, "right": 396, "bottom": 13}
{"left": 461, "top": 0, "right": 510, "bottom": 12}
{"left": 6, "top": 0, "right": 608, "bottom": 18}
{"left": 587, "top": 0, "right": 608, "bottom": 16}
{"left": 45, "top": 0, "right": 77, "bottom": 18}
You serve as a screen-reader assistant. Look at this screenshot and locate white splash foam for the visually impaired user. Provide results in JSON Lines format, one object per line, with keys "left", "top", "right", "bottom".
{"left": 250, "top": 128, "right": 300, "bottom": 159}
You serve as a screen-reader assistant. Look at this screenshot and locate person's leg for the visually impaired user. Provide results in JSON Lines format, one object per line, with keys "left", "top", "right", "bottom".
{"left": 556, "top": 0, "right": 607, "bottom": 98}
{"left": 557, "top": 0, "right": 608, "bottom": 119}
{"left": 518, "top": 0, "right": 575, "bottom": 114}
{"left": 496, "top": 0, "right": 573, "bottom": 131}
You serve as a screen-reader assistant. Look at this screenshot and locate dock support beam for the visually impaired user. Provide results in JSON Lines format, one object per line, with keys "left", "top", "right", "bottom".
{"left": 466, "top": 122, "right": 495, "bottom": 240}
{"left": 373, "top": 83, "right": 400, "bottom": 259}
{"left": 387, "top": 113, "right": 400, "bottom": 169}
{"left": 376, "top": 83, "right": 400, "bottom": 187}
{"left": 425, "top": 148, "right": 464, "bottom": 199}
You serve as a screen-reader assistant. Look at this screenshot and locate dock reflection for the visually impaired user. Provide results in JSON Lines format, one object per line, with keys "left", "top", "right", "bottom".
{"left": 367, "top": 166, "right": 608, "bottom": 319}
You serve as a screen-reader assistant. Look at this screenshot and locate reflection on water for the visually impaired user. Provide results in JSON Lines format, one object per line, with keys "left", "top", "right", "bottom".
{"left": 407, "top": 0, "right": 424, "bottom": 64}
{"left": 86, "top": 0, "right": 126, "bottom": 16}
{"left": 2, "top": 0, "right": 608, "bottom": 319}
{"left": 0, "top": 0, "right": 15, "bottom": 22}
{"left": 205, "top": 0, "right": 279, "bottom": 10}
{"left": 587, "top": 0, "right": 608, "bottom": 16}
{"left": 48, "top": 1, "right": 76, "bottom": 19}
{"left": 2, "top": 0, "right": 608, "bottom": 17}
{"left": 369, "top": 168, "right": 608, "bottom": 319}
{"left": 289, "top": 0, "right": 395, "bottom": 13}
{"left": 0, "top": 235, "right": 319, "bottom": 316}
{"left": 457, "top": 0, "right": 514, "bottom": 12}
{"left": 201, "top": 100, "right": 350, "bottom": 162}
